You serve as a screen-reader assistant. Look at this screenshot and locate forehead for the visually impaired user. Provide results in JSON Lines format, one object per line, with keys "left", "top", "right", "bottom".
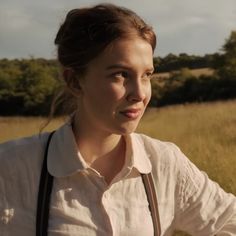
{"left": 90, "top": 37, "right": 154, "bottom": 70}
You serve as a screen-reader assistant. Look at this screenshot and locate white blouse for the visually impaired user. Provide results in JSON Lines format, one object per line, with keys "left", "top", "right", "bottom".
{"left": 0, "top": 122, "right": 235, "bottom": 235}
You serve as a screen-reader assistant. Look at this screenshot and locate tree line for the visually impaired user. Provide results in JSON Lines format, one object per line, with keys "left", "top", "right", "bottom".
{"left": 151, "top": 31, "right": 236, "bottom": 107}
{"left": 154, "top": 53, "right": 216, "bottom": 72}
{"left": 0, "top": 31, "right": 236, "bottom": 116}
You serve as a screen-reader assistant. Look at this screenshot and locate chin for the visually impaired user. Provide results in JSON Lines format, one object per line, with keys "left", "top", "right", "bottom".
{"left": 114, "top": 123, "right": 139, "bottom": 135}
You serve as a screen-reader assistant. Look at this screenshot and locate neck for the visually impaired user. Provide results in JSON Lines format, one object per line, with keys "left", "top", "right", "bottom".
{"left": 72, "top": 112, "right": 124, "bottom": 165}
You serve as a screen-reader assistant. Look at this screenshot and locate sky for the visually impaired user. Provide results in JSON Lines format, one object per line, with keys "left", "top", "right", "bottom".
{"left": 0, "top": 0, "right": 235, "bottom": 59}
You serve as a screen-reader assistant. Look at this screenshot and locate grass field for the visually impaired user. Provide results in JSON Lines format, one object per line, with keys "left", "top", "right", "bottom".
{"left": 138, "top": 100, "right": 236, "bottom": 195}
{"left": 138, "top": 100, "right": 236, "bottom": 236}
{"left": 0, "top": 100, "right": 235, "bottom": 236}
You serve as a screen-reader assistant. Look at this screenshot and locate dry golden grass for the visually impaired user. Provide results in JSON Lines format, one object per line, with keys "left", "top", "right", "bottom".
{"left": 0, "top": 100, "right": 235, "bottom": 236}
{"left": 138, "top": 100, "right": 236, "bottom": 195}
{"left": 0, "top": 116, "right": 65, "bottom": 142}
{"left": 137, "top": 100, "right": 236, "bottom": 236}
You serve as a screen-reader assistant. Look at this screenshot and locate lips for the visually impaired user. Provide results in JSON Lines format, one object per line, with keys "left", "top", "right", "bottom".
{"left": 120, "top": 108, "right": 142, "bottom": 119}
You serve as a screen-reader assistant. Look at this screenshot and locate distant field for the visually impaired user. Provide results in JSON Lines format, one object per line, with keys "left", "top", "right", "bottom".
{"left": 0, "top": 100, "right": 235, "bottom": 236}
{"left": 156, "top": 67, "right": 214, "bottom": 79}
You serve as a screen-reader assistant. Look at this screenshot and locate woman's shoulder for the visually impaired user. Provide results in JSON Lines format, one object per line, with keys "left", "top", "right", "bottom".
{"left": 131, "top": 132, "right": 187, "bottom": 174}
{"left": 132, "top": 132, "right": 181, "bottom": 156}
{"left": 0, "top": 133, "right": 49, "bottom": 175}
{"left": 0, "top": 133, "right": 48, "bottom": 155}
{"left": 132, "top": 132, "right": 204, "bottom": 183}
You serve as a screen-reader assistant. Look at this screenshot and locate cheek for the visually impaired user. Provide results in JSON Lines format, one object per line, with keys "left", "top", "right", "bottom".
{"left": 101, "top": 84, "right": 126, "bottom": 103}
{"left": 89, "top": 84, "right": 125, "bottom": 110}
{"left": 144, "top": 83, "right": 152, "bottom": 104}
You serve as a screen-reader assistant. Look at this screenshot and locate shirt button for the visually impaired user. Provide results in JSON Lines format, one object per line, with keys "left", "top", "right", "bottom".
{"left": 103, "top": 191, "right": 110, "bottom": 201}
{"left": 1, "top": 209, "right": 14, "bottom": 224}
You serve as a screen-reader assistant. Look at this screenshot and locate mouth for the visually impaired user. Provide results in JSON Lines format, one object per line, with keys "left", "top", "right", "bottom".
{"left": 120, "top": 108, "right": 142, "bottom": 119}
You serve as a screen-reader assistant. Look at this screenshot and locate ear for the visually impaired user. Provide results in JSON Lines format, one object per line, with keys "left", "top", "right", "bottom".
{"left": 63, "top": 68, "right": 83, "bottom": 97}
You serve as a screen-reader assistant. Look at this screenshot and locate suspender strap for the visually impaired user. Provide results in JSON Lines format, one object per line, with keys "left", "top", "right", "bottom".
{"left": 36, "top": 132, "right": 55, "bottom": 236}
{"left": 141, "top": 173, "right": 161, "bottom": 236}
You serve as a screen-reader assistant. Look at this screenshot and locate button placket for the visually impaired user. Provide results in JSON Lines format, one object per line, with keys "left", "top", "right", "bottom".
{"left": 100, "top": 190, "right": 114, "bottom": 236}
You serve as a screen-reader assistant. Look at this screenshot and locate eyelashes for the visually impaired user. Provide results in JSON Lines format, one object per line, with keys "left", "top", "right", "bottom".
{"left": 144, "top": 72, "right": 154, "bottom": 79}
{"left": 111, "top": 71, "right": 129, "bottom": 80}
{"left": 109, "top": 71, "right": 153, "bottom": 81}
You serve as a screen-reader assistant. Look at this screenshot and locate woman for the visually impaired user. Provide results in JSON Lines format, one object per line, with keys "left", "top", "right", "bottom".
{"left": 0, "top": 3, "right": 235, "bottom": 236}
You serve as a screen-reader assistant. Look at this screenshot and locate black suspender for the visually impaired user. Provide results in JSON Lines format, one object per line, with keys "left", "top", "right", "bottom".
{"left": 36, "top": 132, "right": 54, "bottom": 236}
{"left": 141, "top": 173, "right": 161, "bottom": 236}
{"left": 36, "top": 132, "right": 161, "bottom": 236}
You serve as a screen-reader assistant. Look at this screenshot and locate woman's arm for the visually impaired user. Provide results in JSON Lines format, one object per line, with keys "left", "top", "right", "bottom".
{"left": 173, "top": 146, "right": 236, "bottom": 235}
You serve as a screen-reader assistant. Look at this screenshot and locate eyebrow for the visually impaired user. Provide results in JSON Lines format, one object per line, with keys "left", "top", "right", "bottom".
{"left": 106, "top": 64, "right": 154, "bottom": 72}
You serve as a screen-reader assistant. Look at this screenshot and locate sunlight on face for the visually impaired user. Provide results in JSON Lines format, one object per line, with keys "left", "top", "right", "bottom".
{"left": 78, "top": 37, "right": 154, "bottom": 136}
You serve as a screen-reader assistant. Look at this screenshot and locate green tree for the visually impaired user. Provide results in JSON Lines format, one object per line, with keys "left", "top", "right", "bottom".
{"left": 217, "top": 31, "right": 236, "bottom": 80}
{"left": 0, "top": 59, "right": 60, "bottom": 115}
{"left": 17, "top": 59, "right": 59, "bottom": 114}
{"left": 222, "top": 31, "right": 236, "bottom": 57}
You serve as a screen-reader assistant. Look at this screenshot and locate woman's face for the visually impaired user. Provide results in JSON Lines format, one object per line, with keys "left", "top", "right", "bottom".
{"left": 77, "top": 37, "right": 154, "bottom": 136}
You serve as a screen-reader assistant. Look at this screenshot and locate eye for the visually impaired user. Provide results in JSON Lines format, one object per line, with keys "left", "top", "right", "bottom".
{"left": 110, "top": 71, "right": 129, "bottom": 80}
{"left": 142, "top": 71, "right": 154, "bottom": 80}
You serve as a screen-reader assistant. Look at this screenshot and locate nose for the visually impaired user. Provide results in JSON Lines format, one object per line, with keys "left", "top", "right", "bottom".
{"left": 126, "top": 79, "right": 147, "bottom": 102}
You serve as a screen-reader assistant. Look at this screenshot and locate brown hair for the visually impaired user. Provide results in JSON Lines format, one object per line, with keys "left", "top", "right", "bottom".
{"left": 50, "top": 3, "right": 156, "bottom": 118}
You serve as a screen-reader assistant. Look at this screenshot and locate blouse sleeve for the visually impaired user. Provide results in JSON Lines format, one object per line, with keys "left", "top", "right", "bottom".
{"left": 172, "top": 145, "right": 236, "bottom": 236}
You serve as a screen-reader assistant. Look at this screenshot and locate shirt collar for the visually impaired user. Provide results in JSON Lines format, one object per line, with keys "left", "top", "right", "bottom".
{"left": 125, "top": 133, "right": 152, "bottom": 174}
{"left": 47, "top": 123, "right": 152, "bottom": 178}
{"left": 47, "top": 123, "right": 88, "bottom": 177}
